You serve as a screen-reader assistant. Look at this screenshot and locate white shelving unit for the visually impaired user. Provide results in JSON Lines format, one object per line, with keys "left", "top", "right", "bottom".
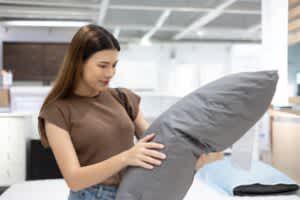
{"left": 0, "top": 115, "right": 31, "bottom": 186}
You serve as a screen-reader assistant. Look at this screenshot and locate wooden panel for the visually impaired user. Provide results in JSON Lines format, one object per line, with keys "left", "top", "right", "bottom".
{"left": 290, "top": 0, "right": 300, "bottom": 7}
{"left": 289, "top": 31, "right": 300, "bottom": 45}
{"left": 289, "top": 0, "right": 300, "bottom": 45}
{"left": 272, "top": 120, "right": 300, "bottom": 184}
{"left": 3, "top": 42, "right": 69, "bottom": 82}
{"left": 269, "top": 108, "right": 300, "bottom": 118}
{"left": 289, "top": 96, "right": 300, "bottom": 104}
{"left": 44, "top": 43, "right": 68, "bottom": 82}
{"left": 289, "top": 18, "right": 300, "bottom": 31}
{"left": 3, "top": 43, "right": 44, "bottom": 81}
{"left": 289, "top": 5, "right": 300, "bottom": 20}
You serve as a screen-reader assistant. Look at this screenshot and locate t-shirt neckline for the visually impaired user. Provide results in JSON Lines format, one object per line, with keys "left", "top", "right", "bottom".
{"left": 70, "top": 89, "right": 107, "bottom": 99}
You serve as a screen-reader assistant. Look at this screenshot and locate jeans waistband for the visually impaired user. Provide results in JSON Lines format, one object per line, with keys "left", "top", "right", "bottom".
{"left": 91, "top": 183, "right": 118, "bottom": 192}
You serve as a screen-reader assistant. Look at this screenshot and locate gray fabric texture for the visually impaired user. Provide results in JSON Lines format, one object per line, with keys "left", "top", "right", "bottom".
{"left": 115, "top": 70, "right": 279, "bottom": 200}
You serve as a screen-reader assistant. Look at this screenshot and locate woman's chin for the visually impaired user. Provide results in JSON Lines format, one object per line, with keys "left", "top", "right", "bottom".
{"left": 98, "top": 85, "right": 108, "bottom": 91}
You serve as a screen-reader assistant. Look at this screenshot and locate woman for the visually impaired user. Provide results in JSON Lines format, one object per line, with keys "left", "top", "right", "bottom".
{"left": 38, "top": 24, "right": 216, "bottom": 200}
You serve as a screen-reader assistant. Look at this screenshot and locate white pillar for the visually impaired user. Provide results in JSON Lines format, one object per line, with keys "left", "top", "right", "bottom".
{"left": 262, "top": 0, "right": 289, "bottom": 105}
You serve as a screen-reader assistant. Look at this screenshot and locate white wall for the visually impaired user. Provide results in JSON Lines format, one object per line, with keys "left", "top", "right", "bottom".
{"left": 115, "top": 43, "right": 232, "bottom": 95}
{"left": 158, "top": 43, "right": 232, "bottom": 95}
{"left": 230, "top": 44, "right": 264, "bottom": 73}
{"left": 262, "top": 0, "right": 289, "bottom": 105}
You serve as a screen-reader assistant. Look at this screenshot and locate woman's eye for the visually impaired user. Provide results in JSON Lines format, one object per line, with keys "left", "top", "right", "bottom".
{"left": 98, "top": 64, "right": 117, "bottom": 68}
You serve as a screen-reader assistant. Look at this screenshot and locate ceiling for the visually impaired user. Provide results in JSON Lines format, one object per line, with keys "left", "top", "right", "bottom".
{"left": 0, "top": 0, "right": 262, "bottom": 43}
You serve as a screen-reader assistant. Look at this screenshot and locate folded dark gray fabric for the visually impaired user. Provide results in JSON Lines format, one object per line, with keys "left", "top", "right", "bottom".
{"left": 116, "top": 70, "right": 278, "bottom": 200}
{"left": 233, "top": 183, "right": 299, "bottom": 196}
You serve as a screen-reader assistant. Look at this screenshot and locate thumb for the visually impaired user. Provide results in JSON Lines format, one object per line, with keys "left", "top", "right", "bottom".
{"left": 140, "top": 133, "right": 155, "bottom": 143}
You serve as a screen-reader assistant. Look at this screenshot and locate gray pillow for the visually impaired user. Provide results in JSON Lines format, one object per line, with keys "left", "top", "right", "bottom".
{"left": 116, "top": 70, "right": 278, "bottom": 200}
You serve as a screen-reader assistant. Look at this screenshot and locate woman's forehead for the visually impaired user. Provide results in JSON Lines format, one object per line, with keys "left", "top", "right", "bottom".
{"left": 90, "top": 49, "right": 119, "bottom": 62}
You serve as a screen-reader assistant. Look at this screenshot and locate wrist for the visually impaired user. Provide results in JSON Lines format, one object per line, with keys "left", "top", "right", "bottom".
{"left": 119, "top": 150, "right": 129, "bottom": 167}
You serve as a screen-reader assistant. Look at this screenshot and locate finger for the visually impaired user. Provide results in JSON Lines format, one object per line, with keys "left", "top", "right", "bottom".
{"left": 138, "top": 161, "right": 154, "bottom": 169}
{"left": 144, "top": 142, "right": 164, "bottom": 149}
{"left": 142, "top": 155, "right": 162, "bottom": 166}
{"left": 144, "top": 149, "right": 166, "bottom": 160}
{"left": 139, "top": 133, "right": 155, "bottom": 143}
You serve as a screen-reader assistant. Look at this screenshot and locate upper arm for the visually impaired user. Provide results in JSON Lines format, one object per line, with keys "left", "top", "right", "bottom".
{"left": 134, "top": 107, "right": 149, "bottom": 139}
{"left": 45, "top": 121, "right": 80, "bottom": 187}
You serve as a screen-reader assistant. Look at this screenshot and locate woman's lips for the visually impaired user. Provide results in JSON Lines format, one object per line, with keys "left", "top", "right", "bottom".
{"left": 101, "top": 80, "right": 109, "bottom": 85}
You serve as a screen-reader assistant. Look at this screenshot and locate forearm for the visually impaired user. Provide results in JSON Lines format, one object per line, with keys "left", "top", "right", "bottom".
{"left": 68, "top": 151, "right": 128, "bottom": 192}
{"left": 135, "top": 119, "right": 150, "bottom": 140}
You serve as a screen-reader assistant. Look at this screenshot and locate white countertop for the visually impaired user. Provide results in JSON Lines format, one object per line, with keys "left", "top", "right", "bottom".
{"left": 0, "top": 111, "right": 37, "bottom": 117}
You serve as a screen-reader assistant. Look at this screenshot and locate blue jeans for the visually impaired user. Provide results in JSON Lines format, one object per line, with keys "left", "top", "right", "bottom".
{"left": 68, "top": 184, "right": 118, "bottom": 200}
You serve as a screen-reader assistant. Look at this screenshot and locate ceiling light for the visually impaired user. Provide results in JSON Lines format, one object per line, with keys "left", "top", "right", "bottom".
{"left": 140, "top": 38, "right": 152, "bottom": 46}
{"left": 1, "top": 20, "right": 91, "bottom": 27}
{"left": 196, "top": 30, "right": 205, "bottom": 37}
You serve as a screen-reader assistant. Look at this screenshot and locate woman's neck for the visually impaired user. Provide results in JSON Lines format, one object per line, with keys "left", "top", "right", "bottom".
{"left": 73, "top": 80, "right": 99, "bottom": 97}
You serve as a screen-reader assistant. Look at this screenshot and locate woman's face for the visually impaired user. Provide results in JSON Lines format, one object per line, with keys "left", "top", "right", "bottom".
{"left": 81, "top": 49, "right": 119, "bottom": 93}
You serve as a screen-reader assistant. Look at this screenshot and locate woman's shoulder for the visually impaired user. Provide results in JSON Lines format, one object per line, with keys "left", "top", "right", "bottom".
{"left": 45, "top": 98, "right": 68, "bottom": 108}
{"left": 40, "top": 98, "right": 71, "bottom": 117}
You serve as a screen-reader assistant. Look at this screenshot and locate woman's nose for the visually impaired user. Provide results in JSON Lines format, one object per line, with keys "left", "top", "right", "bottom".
{"left": 105, "top": 66, "right": 115, "bottom": 77}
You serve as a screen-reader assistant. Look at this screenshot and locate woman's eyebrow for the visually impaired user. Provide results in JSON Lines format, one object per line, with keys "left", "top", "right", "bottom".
{"left": 98, "top": 60, "right": 119, "bottom": 64}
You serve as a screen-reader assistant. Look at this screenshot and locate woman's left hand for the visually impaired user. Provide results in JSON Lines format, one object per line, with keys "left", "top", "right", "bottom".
{"left": 194, "top": 152, "right": 224, "bottom": 171}
{"left": 194, "top": 154, "right": 206, "bottom": 171}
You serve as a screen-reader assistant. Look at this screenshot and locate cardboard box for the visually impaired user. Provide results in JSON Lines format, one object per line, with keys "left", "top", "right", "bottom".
{"left": 0, "top": 88, "right": 10, "bottom": 108}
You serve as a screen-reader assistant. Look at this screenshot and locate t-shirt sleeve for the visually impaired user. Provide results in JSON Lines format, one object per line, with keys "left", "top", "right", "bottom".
{"left": 121, "top": 88, "right": 141, "bottom": 121}
{"left": 38, "top": 102, "right": 70, "bottom": 148}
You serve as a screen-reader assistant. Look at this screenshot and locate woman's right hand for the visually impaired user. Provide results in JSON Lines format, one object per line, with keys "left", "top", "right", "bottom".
{"left": 123, "top": 133, "right": 166, "bottom": 169}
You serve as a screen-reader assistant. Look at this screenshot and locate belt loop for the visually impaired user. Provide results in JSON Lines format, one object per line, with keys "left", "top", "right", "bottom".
{"left": 96, "top": 185, "right": 103, "bottom": 198}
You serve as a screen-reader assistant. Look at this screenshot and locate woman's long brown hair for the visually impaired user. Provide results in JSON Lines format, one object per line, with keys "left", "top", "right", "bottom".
{"left": 40, "top": 24, "right": 120, "bottom": 111}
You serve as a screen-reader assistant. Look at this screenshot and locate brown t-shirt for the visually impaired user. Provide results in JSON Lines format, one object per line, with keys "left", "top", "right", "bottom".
{"left": 38, "top": 88, "right": 141, "bottom": 186}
